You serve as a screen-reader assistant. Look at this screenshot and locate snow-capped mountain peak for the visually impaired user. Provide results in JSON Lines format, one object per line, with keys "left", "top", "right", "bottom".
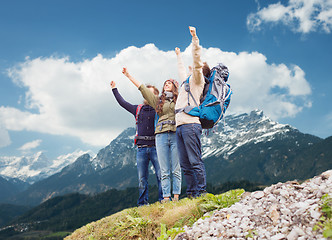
{"left": 91, "top": 127, "right": 136, "bottom": 170}
{"left": 201, "top": 110, "right": 296, "bottom": 159}
{"left": 0, "top": 150, "right": 93, "bottom": 184}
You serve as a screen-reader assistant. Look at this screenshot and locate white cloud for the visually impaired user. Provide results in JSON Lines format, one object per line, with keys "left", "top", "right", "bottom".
{"left": 0, "top": 123, "right": 11, "bottom": 148}
{"left": 18, "top": 139, "right": 42, "bottom": 151}
{"left": 247, "top": 0, "right": 332, "bottom": 33}
{"left": 203, "top": 49, "right": 312, "bottom": 119}
{"left": 0, "top": 44, "right": 312, "bottom": 147}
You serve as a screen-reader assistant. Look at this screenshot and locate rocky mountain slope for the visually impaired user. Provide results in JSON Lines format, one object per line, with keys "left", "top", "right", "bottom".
{"left": 0, "top": 176, "right": 28, "bottom": 203}
{"left": 178, "top": 170, "right": 332, "bottom": 239}
{"left": 62, "top": 170, "right": 332, "bottom": 240}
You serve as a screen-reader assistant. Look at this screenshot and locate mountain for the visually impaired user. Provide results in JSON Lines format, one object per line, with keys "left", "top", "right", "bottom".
{"left": 289, "top": 135, "right": 332, "bottom": 179}
{"left": 202, "top": 110, "right": 327, "bottom": 184}
{"left": 10, "top": 188, "right": 140, "bottom": 231}
{"left": 0, "top": 150, "right": 91, "bottom": 184}
{"left": 0, "top": 176, "right": 28, "bottom": 203}
{"left": 7, "top": 110, "right": 332, "bottom": 206}
{"left": 0, "top": 204, "right": 30, "bottom": 228}
{"left": 7, "top": 129, "right": 140, "bottom": 206}
{"left": 0, "top": 182, "right": 260, "bottom": 238}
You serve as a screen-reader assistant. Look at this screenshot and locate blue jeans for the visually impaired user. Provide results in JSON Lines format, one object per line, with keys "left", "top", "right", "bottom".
{"left": 156, "top": 132, "right": 181, "bottom": 198}
{"left": 176, "top": 123, "right": 206, "bottom": 197}
{"left": 136, "top": 146, "right": 163, "bottom": 206}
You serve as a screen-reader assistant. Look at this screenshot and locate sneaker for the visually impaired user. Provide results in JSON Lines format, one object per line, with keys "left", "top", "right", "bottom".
{"left": 161, "top": 198, "right": 170, "bottom": 204}
{"left": 197, "top": 190, "right": 207, "bottom": 198}
{"left": 187, "top": 193, "right": 194, "bottom": 199}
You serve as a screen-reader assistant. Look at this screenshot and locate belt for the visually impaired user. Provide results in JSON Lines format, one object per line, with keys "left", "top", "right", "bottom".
{"left": 135, "top": 136, "right": 155, "bottom": 140}
{"left": 155, "top": 120, "right": 176, "bottom": 131}
{"left": 137, "top": 145, "right": 155, "bottom": 148}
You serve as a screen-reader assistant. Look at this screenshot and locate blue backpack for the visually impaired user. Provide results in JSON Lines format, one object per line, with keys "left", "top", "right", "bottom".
{"left": 179, "top": 63, "right": 232, "bottom": 129}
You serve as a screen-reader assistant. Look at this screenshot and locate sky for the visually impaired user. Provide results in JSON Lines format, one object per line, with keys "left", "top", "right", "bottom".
{"left": 0, "top": 0, "right": 331, "bottom": 161}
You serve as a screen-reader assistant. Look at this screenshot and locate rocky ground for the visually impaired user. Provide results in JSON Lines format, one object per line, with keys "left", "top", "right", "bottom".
{"left": 176, "top": 170, "right": 332, "bottom": 240}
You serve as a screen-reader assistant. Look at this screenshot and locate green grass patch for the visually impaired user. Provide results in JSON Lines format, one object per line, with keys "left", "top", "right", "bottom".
{"left": 43, "top": 231, "right": 72, "bottom": 238}
{"left": 65, "top": 189, "right": 244, "bottom": 240}
{"left": 314, "top": 194, "right": 332, "bottom": 239}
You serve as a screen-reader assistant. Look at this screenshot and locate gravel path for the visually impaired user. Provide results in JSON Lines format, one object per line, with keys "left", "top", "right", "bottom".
{"left": 176, "top": 170, "right": 332, "bottom": 240}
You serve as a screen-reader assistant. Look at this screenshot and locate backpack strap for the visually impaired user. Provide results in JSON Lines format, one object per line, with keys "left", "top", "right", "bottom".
{"left": 200, "top": 76, "right": 210, "bottom": 104}
{"left": 186, "top": 82, "right": 199, "bottom": 107}
{"left": 134, "top": 104, "right": 143, "bottom": 145}
{"left": 212, "top": 83, "right": 232, "bottom": 128}
{"left": 135, "top": 104, "right": 143, "bottom": 124}
{"left": 175, "top": 76, "right": 199, "bottom": 114}
{"left": 184, "top": 76, "right": 199, "bottom": 107}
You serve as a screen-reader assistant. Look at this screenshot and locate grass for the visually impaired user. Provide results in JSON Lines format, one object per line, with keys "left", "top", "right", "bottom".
{"left": 314, "top": 193, "right": 332, "bottom": 239}
{"left": 3, "top": 230, "right": 71, "bottom": 240}
{"left": 43, "top": 231, "right": 72, "bottom": 238}
{"left": 65, "top": 189, "right": 244, "bottom": 240}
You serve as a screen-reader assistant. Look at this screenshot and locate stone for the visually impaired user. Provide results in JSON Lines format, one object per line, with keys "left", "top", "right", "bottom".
{"left": 252, "top": 191, "right": 264, "bottom": 199}
{"left": 271, "top": 233, "right": 285, "bottom": 240}
{"left": 321, "top": 169, "right": 332, "bottom": 178}
{"left": 294, "top": 227, "right": 305, "bottom": 236}
{"left": 279, "top": 189, "right": 290, "bottom": 198}
{"left": 175, "top": 170, "right": 331, "bottom": 240}
{"left": 286, "top": 229, "right": 298, "bottom": 240}
{"left": 310, "top": 208, "right": 321, "bottom": 220}
{"left": 269, "top": 204, "right": 280, "bottom": 225}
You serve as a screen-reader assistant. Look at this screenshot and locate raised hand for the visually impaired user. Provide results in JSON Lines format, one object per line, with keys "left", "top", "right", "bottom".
{"left": 175, "top": 47, "right": 181, "bottom": 56}
{"left": 121, "top": 67, "right": 141, "bottom": 88}
{"left": 110, "top": 81, "right": 116, "bottom": 89}
{"left": 122, "top": 67, "right": 130, "bottom": 78}
{"left": 189, "top": 26, "right": 196, "bottom": 37}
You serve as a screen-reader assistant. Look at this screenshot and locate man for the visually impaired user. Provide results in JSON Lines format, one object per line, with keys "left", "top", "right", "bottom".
{"left": 175, "top": 26, "right": 209, "bottom": 198}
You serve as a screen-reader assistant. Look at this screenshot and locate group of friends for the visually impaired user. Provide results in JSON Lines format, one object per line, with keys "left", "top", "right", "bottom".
{"left": 110, "top": 26, "right": 211, "bottom": 206}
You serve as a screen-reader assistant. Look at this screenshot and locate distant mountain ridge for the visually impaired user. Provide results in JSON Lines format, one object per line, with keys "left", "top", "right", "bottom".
{"left": 0, "top": 176, "right": 28, "bottom": 203}
{"left": 201, "top": 110, "right": 298, "bottom": 159}
{"left": 4, "top": 110, "right": 332, "bottom": 206}
{"left": 0, "top": 150, "right": 92, "bottom": 184}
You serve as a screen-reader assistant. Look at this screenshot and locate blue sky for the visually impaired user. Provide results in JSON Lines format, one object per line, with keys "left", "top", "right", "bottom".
{"left": 0, "top": 0, "right": 331, "bottom": 160}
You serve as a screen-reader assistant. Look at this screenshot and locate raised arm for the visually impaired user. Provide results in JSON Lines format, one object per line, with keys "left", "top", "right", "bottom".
{"left": 189, "top": 26, "right": 204, "bottom": 85}
{"left": 175, "top": 47, "right": 187, "bottom": 83}
{"left": 110, "top": 81, "right": 137, "bottom": 115}
{"left": 138, "top": 84, "right": 158, "bottom": 109}
{"left": 122, "top": 67, "right": 141, "bottom": 88}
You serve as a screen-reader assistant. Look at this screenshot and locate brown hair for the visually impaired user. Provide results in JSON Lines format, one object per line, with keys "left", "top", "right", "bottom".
{"left": 146, "top": 85, "right": 159, "bottom": 95}
{"left": 203, "top": 62, "right": 211, "bottom": 79}
{"left": 143, "top": 85, "right": 159, "bottom": 105}
{"left": 156, "top": 80, "right": 178, "bottom": 114}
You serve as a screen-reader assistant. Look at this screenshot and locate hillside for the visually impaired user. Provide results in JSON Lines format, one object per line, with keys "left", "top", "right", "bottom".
{"left": 65, "top": 189, "right": 246, "bottom": 240}
{"left": 0, "top": 204, "right": 30, "bottom": 228}
{"left": 0, "top": 181, "right": 261, "bottom": 239}
{"left": 0, "top": 176, "right": 27, "bottom": 203}
{"left": 66, "top": 170, "right": 332, "bottom": 240}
